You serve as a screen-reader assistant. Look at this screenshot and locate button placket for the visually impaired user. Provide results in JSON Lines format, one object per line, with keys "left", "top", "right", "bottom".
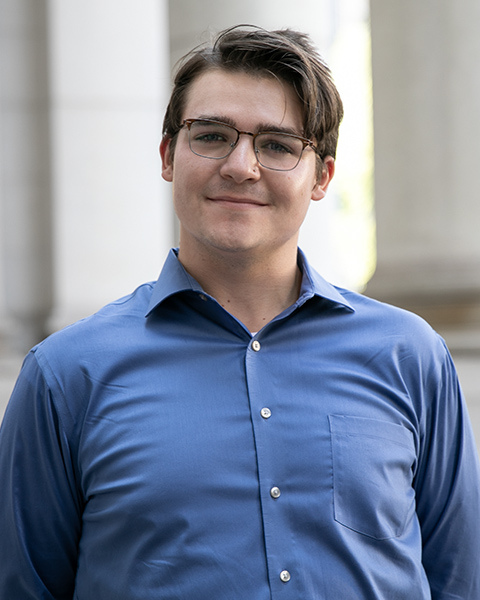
{"left": 246, "top": 334, "right": 295, "bottom": 595}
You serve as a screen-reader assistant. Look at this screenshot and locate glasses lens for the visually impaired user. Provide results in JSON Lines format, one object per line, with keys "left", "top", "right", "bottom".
{"left": 188, "top": 121, "right": 237, "bottom": 159}
{"left": 255, "top": 133, "right": 304, "bottom": 171}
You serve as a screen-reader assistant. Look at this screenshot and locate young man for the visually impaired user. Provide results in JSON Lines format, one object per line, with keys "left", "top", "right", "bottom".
{"left": 0, "top": 25, "right": 479, "bottom": 599}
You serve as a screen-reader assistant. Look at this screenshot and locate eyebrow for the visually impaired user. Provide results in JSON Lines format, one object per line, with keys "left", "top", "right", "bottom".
{"left": 195, "top": 114, "right": 304, "bottom": 138}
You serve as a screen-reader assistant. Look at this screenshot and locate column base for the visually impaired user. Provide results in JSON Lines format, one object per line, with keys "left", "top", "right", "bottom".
{"left": 366, "top": 260, "right": 480, "bottom": 354}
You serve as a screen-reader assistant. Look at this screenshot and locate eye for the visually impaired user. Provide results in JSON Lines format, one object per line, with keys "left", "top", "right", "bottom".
{"left": 265, "top": 141, "right": 292, "bottom": 154}
{"left": 194, "top": 131, "right": 228, "bottom": 144}
{"left": 189, "top": 122, "right": 235, "bottom": 146}
{"left": 257, "top": 134, "right": 296, "bottom": 155}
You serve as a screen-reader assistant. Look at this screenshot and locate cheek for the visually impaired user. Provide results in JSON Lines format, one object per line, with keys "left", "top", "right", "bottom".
{"left": 284, "top": 178, "right": 315, "bottom": 213}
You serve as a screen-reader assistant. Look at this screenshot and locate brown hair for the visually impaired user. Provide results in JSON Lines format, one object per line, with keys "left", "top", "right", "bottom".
{"left": 162, "top": 25, "right": 344, "bottom": 172}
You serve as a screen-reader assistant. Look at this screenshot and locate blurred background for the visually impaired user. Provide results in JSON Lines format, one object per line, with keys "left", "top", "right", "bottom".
{"left": 1, "top": 0, "right": 479, "bottom": 450}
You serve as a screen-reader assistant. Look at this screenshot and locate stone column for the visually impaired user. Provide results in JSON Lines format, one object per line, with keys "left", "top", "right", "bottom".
{"left": 368, "top": 0, "right": 480, "bottom": 352}
{"left": 368, "top": 0, "right": 480, "bottom": 448}
{"left": 168, "top": 0, "right": 337, "bottom": 65}
{"left": 0, "top": 0, "right": 54, "bottom": 353}
{"left": 48, "top": 0, "right": 172, "bottom": 331}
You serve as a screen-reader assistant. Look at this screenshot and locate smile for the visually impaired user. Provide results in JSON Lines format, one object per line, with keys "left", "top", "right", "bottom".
{"left": 207, "top": 196, "right": 267, "bottom": 208}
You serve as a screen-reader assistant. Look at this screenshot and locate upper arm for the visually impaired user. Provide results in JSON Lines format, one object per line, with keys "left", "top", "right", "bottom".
{"left": 415, "top": 349, "right": 480, "bottom": 598}
{"left": 0, "top": 351, "right": 82, "bottom": 599}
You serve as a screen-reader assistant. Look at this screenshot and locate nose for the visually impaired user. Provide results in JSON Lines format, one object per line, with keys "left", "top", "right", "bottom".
{"left": 219, "top": 133, "right": 260, "bottom": 183}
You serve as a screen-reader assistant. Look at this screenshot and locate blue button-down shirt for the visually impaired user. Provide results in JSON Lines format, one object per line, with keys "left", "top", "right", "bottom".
{"left": 1, "top": 249, "right": 479, "bottom": 599}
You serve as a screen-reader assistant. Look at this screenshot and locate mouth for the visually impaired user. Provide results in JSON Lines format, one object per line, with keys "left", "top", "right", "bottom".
{"left": 207, "top": 195, "right": 267, "bottom": 209}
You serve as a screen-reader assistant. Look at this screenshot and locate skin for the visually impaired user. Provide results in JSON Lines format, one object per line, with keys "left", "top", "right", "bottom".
{"left": 160, "top": 69, "right": 335, "bottom": 332}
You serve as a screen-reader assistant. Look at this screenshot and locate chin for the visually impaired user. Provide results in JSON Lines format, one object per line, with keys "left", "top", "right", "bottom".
{"left": 205, "top": 235, "right": 263, "bottom": 255}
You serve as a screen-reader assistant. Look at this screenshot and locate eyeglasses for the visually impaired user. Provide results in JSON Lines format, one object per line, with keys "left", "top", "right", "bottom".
{"left": 180, "top": 118, "right": 317, "bottom": 172}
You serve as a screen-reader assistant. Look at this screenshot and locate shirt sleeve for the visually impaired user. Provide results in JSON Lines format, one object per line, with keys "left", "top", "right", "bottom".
{"left": 0, "top": 350, "right": 82, "bottom": 600}
{"left": 414, "top": 342, "right": 480, "bottom": 599}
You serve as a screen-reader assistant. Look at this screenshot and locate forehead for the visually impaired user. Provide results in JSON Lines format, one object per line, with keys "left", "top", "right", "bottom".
{"left": 182, "top": 69, "right": 304, "bottom": 132}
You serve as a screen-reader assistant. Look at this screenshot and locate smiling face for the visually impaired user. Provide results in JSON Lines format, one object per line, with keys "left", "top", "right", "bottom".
{"left": 160, "top": 69, "right": 334, "bottom": 267}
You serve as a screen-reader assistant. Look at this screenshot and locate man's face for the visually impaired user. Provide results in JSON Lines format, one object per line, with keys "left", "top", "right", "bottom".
{"left": 161, "top": 69, "right": 334, "bottom": 263}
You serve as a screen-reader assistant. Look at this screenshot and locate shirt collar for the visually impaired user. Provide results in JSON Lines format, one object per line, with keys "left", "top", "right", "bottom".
{"left": 296, "top": 248, "right": 354, "bottom": 312}
{"left": 145, "top": 247, "right": 354, "bottom": 317}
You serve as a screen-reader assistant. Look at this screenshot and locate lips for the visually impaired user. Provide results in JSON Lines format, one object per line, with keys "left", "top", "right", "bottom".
{"left": 207, "top": 195, "right": 267, "bottom": 207}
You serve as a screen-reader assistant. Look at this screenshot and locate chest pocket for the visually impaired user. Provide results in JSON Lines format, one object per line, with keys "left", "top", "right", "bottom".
{"left": 329, "top": 415, "right": 416, "bottom": 540}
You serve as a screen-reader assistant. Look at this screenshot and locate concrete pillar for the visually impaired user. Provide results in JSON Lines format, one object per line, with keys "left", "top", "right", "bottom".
{"left": 168, "top": 1, "right": 337, "bottom": 65}
{"left": 368, "top": 0, "right": 480, "bottom": 449}
{"left": 0, "top": 0, "right": 54, "bottom": 352}
{"left": 368, "top": 0, "right": 480, "bottom": 352}
{"left": 47, "top": 0, "right": 172, "bottom": 330}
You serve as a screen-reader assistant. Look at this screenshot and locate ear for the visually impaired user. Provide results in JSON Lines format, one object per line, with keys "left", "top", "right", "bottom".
{"left": 311, "top": 156, "right": 335, "bottom": 201}
{"left": 160, "top": 137, "right": 173, "bottom": 182}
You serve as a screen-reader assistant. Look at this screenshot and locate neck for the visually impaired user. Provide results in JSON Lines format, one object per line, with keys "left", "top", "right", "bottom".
{"left": 177, "top": 243, "right": 301, "bottom": 332}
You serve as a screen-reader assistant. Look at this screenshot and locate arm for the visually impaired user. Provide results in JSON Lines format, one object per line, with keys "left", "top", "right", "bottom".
{"left": 0, "top": 351, "right": 82, "bottom": 599}
{"left": 415, "top": 345, "right": 480, "bottom": 599}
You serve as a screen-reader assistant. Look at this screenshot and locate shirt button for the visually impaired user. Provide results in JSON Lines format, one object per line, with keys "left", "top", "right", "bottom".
{"left": 280, "top": 570, "right": 291, "bottom": 583}
{"left": 252, "top": 340, "right": 261, "bottom": 352}
{"left": 270, "top": 486, "right": 281, "bottom": 499}
{"left": 260, "top": 407, "right": 272, "bottom": 419}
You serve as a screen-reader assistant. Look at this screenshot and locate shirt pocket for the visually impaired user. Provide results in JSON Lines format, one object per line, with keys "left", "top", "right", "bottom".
{"left": 329, "top": 414, "right": 416, "bottom": 540}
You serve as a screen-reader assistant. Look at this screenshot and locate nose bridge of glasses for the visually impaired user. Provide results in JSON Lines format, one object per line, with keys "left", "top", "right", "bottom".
{"left": 229, "top": 129, "right": 259, "bottom": 159}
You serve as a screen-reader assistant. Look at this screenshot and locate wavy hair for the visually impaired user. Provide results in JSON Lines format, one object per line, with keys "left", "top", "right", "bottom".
{"left": 162, "top": 25, "right": 344, "bottom": 174}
